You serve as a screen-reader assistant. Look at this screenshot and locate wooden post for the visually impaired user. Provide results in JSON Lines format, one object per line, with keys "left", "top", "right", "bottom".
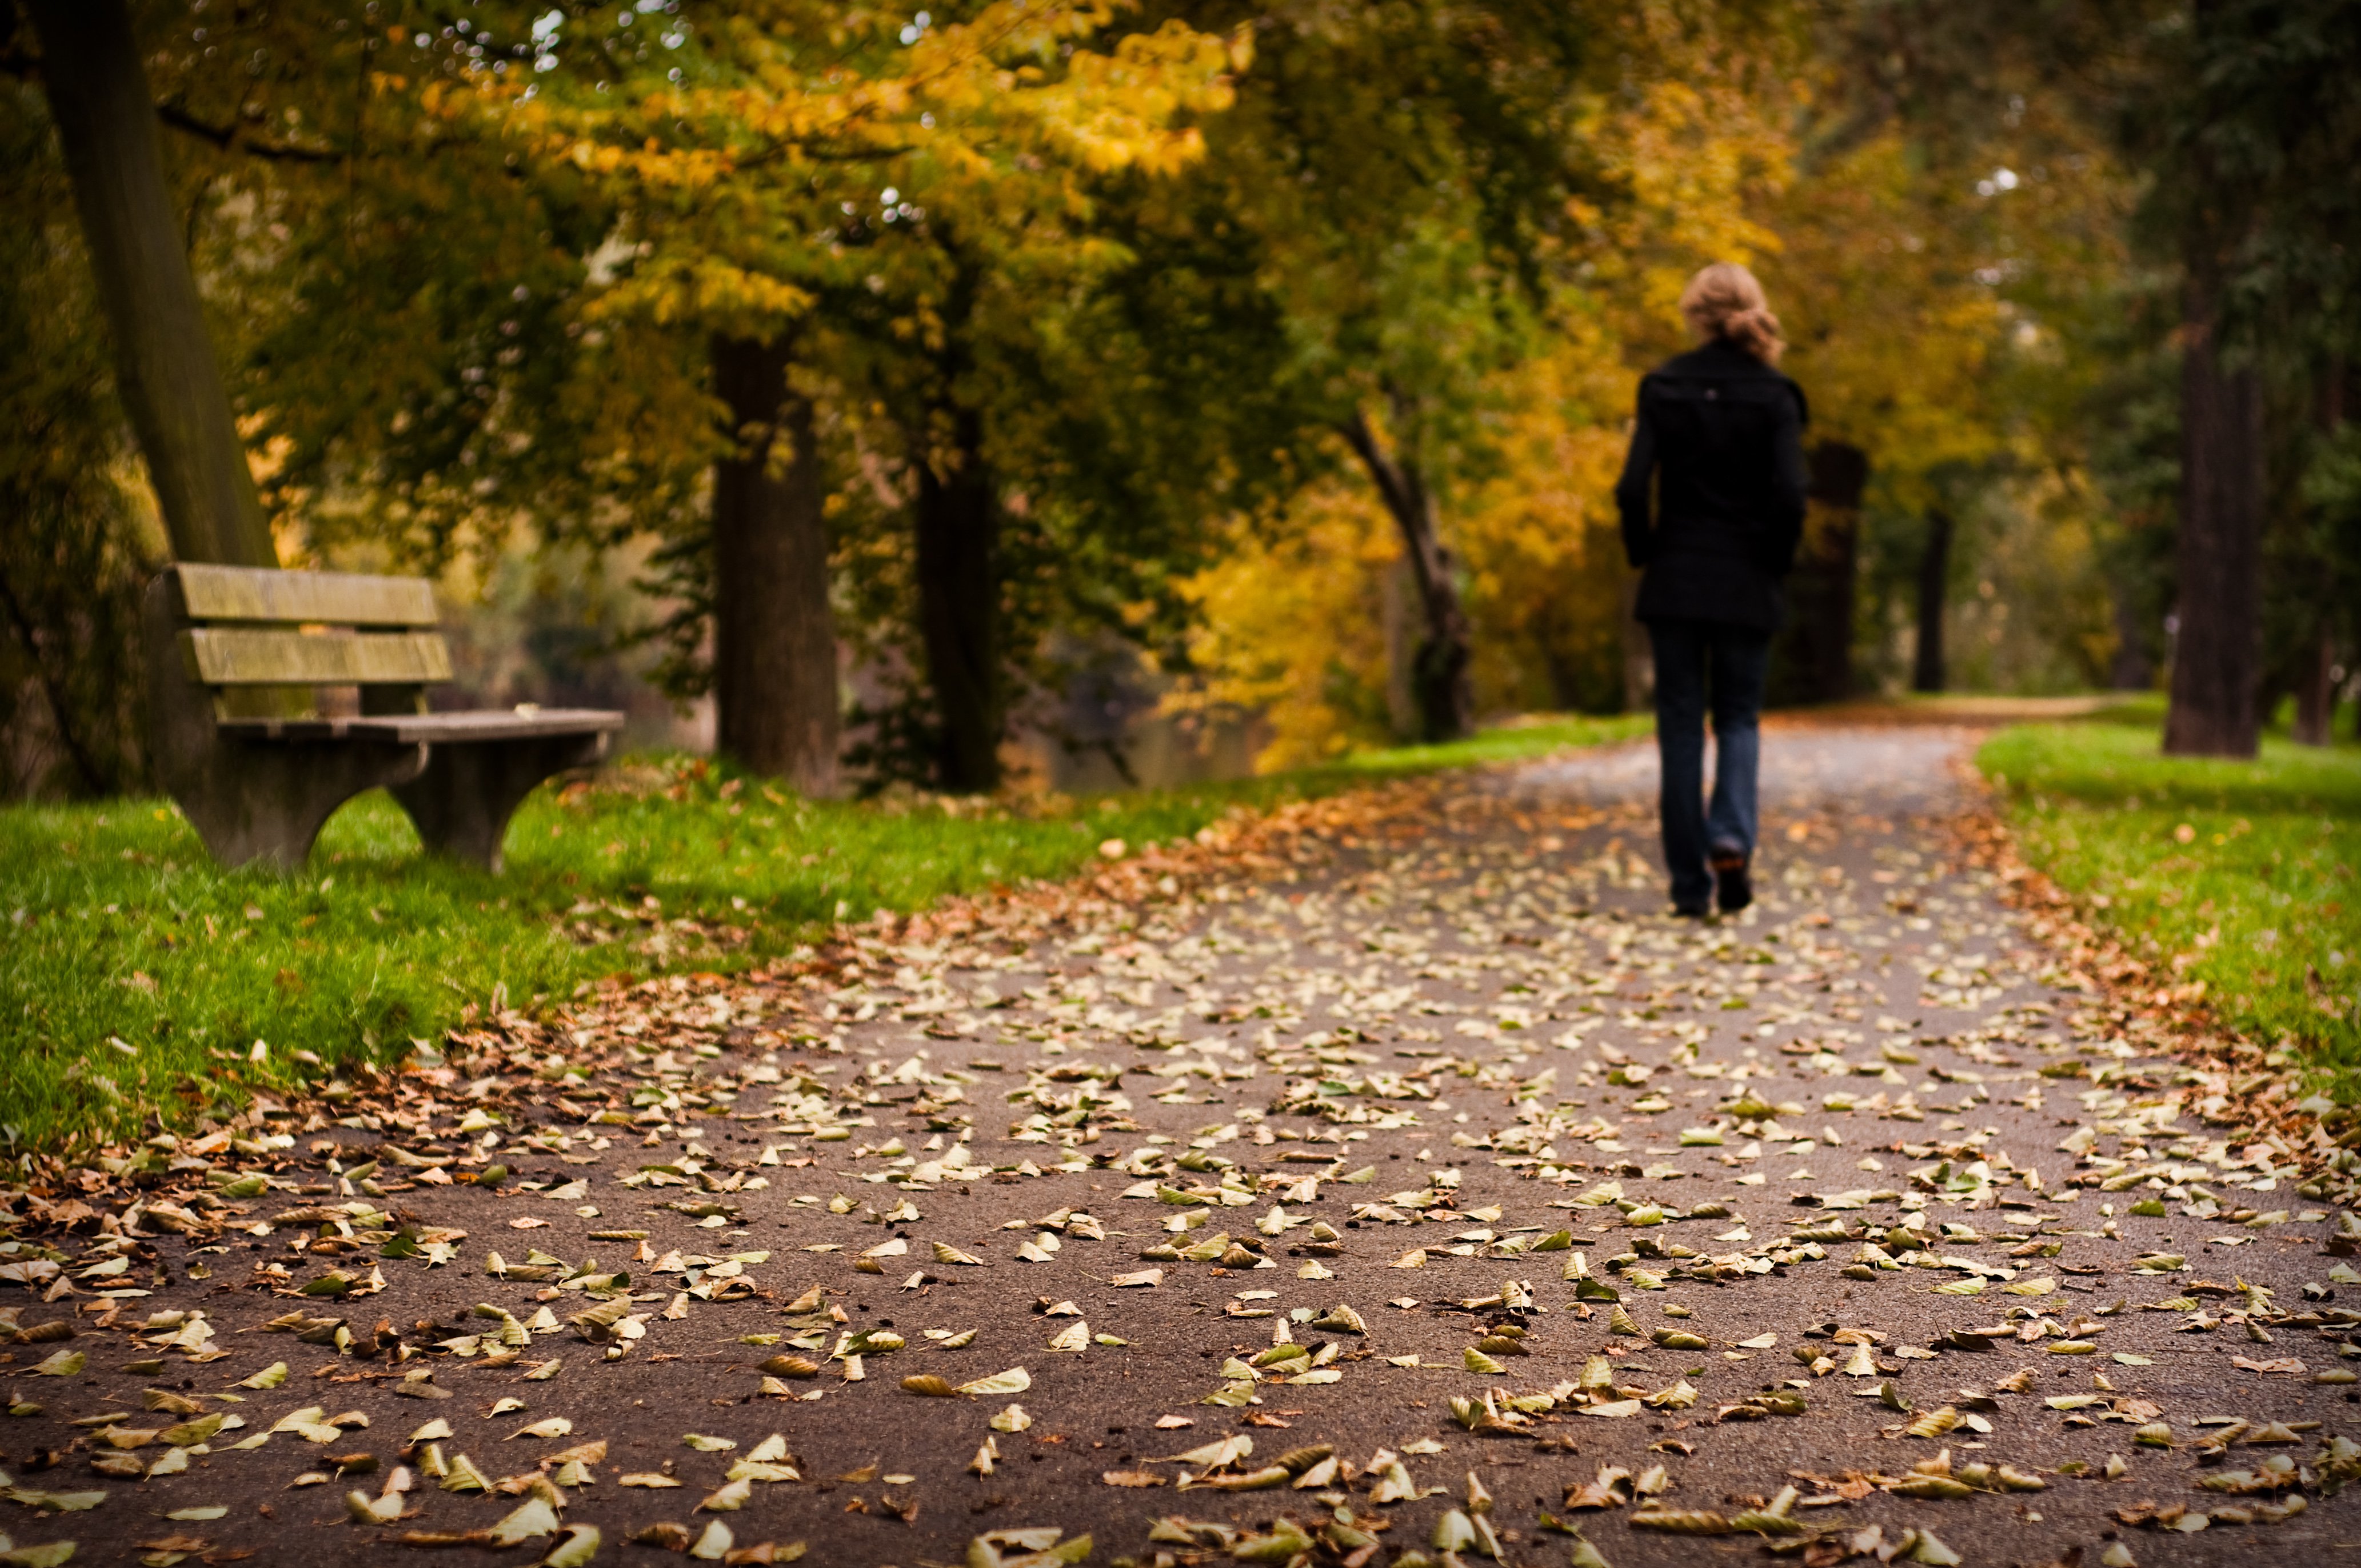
{"left": 28, "top": 0, "right": 275, "bottom": 568}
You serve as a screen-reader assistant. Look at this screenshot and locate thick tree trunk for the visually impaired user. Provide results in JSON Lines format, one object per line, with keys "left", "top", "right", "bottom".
{"left": 1911, "top": 508, "right": 1952, "bottom": 694}
{"left": 2163, "top": 263, "right": 2263, "bottom": 757}
{"left": 1339, "top": 408, "right": 1472, "bottom": 742}
{"left": 28, "top": 0, "right": 274, "bottom": 568}
{"left": 710, "top": 335, "right": 839, "bottom": 795}
{"left": 912, "top": 401, "right": 1002, "bottom": 793}
{"left": 2292, "top": 631, "right": 2336, "bottom": 746}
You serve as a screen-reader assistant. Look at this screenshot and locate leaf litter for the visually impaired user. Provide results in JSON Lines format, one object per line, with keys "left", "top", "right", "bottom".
{"left": 0, "top": 733, "right": 2356, "bottom": 1561}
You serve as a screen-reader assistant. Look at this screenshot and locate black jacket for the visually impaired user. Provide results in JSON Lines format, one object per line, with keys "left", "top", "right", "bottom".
{"left": 1614, "top": 336, "right": 1809, "bottom": 631}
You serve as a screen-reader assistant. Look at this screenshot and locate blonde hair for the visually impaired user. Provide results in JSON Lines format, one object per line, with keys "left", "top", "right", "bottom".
{"left": 1679, "top": 262, "right": 1785, "bottom": 364}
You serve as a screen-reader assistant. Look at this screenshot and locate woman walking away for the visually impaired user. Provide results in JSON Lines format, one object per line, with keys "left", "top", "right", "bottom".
{"left": 1613, "top": 262, "right": 1808, "bottom": 918}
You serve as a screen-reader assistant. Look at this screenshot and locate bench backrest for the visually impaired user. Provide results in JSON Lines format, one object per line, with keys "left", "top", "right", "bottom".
{"left": 164, "top": 563, "right": 452, "bottom": 717}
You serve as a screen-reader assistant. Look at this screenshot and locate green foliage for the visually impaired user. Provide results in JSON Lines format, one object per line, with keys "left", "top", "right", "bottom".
{"left": 2122, "top": 0, "right": 2361, "bottom": 345}
{"left": 2271, "top": 414, "right": 2361, "bottom": 690}
{"left": 15, "top": 0, "right": 2358, "bottom": 830}
{"left": 1151, "top": 0, "right": 1625, "bottom": 506}
{"left": 1979, "top": 706, "right": 2361, "bottom": 1083}
{"left": 140, "top": 2, "right": 664, "bottom": 570}
{"left": 1820, "top": 0, "right": 2361, "bottom": 702}
{"left": 552, "top": 2, "right": 1252, "bottom": 785}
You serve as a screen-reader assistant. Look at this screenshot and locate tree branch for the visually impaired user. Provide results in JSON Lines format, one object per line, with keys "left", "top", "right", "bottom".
{"left": 1336, "top": 409, "right": 1418, "bottom": 533}
{"left": 157, "top": 100, "right": 341, "bottom": 162}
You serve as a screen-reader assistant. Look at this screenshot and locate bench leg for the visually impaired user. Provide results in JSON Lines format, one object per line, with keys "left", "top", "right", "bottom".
{"left": 178, "top": 739, "right": 432, "bottom": 871}
{"left": 392, "top": 732, "right": 611, "bottom": 872}
{"left": 143, "top": 581, "right": 429, "bottom": 871}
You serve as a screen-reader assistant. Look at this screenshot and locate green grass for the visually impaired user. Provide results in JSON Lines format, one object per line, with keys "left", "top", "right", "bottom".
{"left": 0, "top": 713, "right": 1648, "bottom": 1150}
{"left": 1978, "top": 701, "right": 2361, "bottom": 1086}
{"left": 1329, "top": 713, "right": 1651, "bottom": 774}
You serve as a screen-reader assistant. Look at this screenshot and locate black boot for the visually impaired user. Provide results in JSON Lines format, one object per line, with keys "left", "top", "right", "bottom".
{"left": 1712, "top": 853, "right": 1752, "bottom": 914}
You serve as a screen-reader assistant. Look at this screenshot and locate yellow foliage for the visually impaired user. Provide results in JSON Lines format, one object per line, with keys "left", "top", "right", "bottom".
{"left": 1178, "top": 489, "right": 1401, "bottom": 771}
{"left": 1452, "top": 326, "right": 1640, "bottom": 718}
{"left": 1181, "top": 323, "right": 1647, "bottom": 762}
{"left": 1574, "top": 25, "right": 1797, "bottom": 353}
{"left": 1181, "top": 25, "right": 1802, "bottom": 757}
{"left": 1183, "top": 26, "right": 2130, "bottom": 752}
{"left": 496, "top": 2, "right": 1235, "bottom": 339}
{"left": 1760, "top": 134, "right": 2010, "bottom": 511}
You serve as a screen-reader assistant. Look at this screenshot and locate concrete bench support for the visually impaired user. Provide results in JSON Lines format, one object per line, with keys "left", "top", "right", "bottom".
{"left": 393, "top": 730, "right": 610, "bottom": 872}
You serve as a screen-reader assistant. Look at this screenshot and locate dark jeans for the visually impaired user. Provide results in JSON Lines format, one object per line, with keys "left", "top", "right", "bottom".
{"left": 1648, "top": 617, "right": 1770, "bottom": 910}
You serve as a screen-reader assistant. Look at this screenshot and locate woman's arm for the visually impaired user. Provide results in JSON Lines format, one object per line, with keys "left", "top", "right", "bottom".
{"left": 1614, "top": 386, "right": 1659, "bottom": 567}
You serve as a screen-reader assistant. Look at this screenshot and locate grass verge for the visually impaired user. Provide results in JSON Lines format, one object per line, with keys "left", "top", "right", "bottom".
{"left": 1977, "top": 699, "right": 2361, "bottom": 1082}
{"left": 0, "top": 712, "right": 1648, "bottom": 1148}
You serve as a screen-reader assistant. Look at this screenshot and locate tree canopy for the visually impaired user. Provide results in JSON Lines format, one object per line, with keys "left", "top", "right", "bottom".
{"left": 3, "top": 0, "right": 2356, "bottom": 799}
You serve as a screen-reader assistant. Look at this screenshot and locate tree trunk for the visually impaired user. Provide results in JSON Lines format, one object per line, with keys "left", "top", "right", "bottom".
{"left": 28, "top": 0, "right": 274, "bottom": 567}
{"left": 1769, "top": 442, "right": 1865, "bottom": 706}
{"left": 1381, "top": 557, "right": 1419, "bottom": 739}
{"left": 1339, "top": 408, "right": 1472, "bottom": 742}
{"left": 2107, "top": 577, "right": 2156, "bottom": 689}
{"left": 2163, "top": 261, "right": 2263, "bottom": 757}
{"left": 912, "top": 399, "right": 1002, "bottom": 793}
{"left": 2292, "top": 630, "right": 2336, "bottom": 746}
{"left": 1911, "top": 508, "right": 1952, "bottom": 694}
{"left": 709, "top": 334, "right": 840, "bottom": 795}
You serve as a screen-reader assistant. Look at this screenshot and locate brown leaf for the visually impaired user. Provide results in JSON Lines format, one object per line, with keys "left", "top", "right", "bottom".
{"left": 1101, "top": 1470, "right": 1167, "bottom": 1487}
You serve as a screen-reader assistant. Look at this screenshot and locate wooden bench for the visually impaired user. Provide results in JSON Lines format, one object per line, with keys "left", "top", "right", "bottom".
{"left": 142, "top": 563, "right": 624, "bottom": 871}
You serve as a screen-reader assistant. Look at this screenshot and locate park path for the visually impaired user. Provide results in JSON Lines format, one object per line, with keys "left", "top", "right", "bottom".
{"left": 5, "top": 724, "right": 2352, "bottom": 1568}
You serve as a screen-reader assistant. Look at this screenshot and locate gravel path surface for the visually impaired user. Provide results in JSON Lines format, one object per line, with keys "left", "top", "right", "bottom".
{"left": 4, "top": 726, "right": 2350, "bottom": 1568}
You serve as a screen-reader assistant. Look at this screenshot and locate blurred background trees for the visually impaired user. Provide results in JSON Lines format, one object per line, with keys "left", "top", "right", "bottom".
{"left": 3, "top": 0, "right": 2356, "bottom": 801}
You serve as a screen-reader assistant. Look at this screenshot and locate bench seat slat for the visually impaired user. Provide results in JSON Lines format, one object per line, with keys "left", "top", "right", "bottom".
{"left": 176, "top": 564, "right": 440, "bottom": 627}
{"left": 183, "top": 627, "right": 454, "bottom": 686}
{"left": 215, "top": 709, "right": 625, "bottom": 744}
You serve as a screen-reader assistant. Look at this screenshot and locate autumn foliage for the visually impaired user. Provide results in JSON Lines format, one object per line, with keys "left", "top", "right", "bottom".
{"left": 2, "top": 1, "right": 2355, "bottom": 796}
